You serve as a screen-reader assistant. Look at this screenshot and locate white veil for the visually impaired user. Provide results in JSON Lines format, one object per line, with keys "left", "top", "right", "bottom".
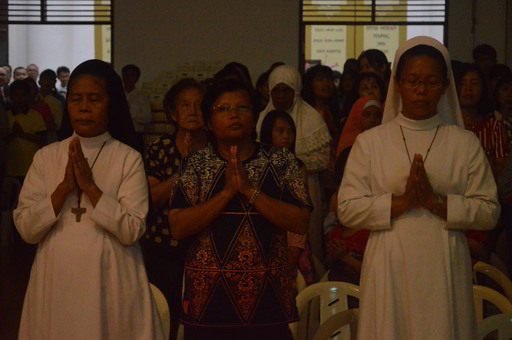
{"left": 382, "top": 36, "right": 464, "bottom": 127}
{"left": 256, "top": 65, "right": 331, "bottom": 172}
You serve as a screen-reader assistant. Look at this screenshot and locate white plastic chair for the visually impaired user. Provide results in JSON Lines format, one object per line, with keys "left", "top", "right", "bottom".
{"left": 473, "top": 261, "right": 512, "bottom": 301}
{"left": 473, "top": 285, "right": 512, "bottom": 322}
{"left": 150, "top": 283, "right": 170, "bottom": 340}
{"left": 313, "top": 309, "right": 359, "bottom": 340}
{"left": 312, "top": 254, "right": 326, "bottom": 281}
{"left": 477, "top": 313, "right": 512, "bottom": 340}
{"left": 290, "top": 281, "right": 360, "bottom": 340}
{"left": 320, "top": 270, "right": 330, "bottom": 282}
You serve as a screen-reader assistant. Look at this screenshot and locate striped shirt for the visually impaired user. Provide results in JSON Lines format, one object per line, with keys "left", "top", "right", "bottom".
{"left": 469, "top": 117, "right": 509, "bottom": 160}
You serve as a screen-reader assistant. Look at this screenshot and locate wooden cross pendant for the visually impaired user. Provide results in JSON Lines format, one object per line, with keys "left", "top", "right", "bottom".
{"left": 71, "top": 206, "right": 86, "bottom": 222}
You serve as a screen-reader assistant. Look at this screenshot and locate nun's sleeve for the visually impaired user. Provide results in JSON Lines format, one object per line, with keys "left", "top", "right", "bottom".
{"left": 90, "top": 149, "right": 148, "bottom": 246}
{"left": 446, "top": 135, "right": 500, "bottom": 231}
{"left": 337, "top": 134, "right": 392, "bottom": 231}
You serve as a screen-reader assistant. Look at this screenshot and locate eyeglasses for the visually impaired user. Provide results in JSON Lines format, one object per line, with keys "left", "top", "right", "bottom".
{"left": 401, "top": 78, "right": 445, "bottom": 90}
{"left": 213, "top": 105, "right": 252, "bottom": 114}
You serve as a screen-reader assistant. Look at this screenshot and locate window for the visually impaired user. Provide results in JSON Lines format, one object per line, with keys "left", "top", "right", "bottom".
{"left": 300, "top": 0, "right": 448, "bottom": 71}
{"left": 0, "top": 0, "right": 112, "bottom": 68}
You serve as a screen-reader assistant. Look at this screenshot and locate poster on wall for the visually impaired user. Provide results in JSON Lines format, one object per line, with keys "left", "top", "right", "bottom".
{"left": 363, "top": 25, "right": 399, "bottom": 63}
{"left": 309, "top": 25, "right": 346, "bottom": 71}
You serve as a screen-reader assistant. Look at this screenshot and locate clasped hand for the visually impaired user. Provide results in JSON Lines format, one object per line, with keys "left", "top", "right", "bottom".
{"left": 224, "top": 146, "right": 254, "bottom": 199}
{"left": 61, "top": 137, "right": 97, "bottom": 194}
{"left": 402, "top": 154, "right": 436, "bottom": 210}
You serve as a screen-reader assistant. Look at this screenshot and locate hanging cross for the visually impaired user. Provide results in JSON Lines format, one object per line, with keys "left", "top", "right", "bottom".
{"left": 71, "top": 206, "right": 86, "bottom": 222}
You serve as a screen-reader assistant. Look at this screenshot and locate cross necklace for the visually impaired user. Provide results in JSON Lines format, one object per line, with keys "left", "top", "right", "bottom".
{"left": 71, "top": 141, "right": 107, "bottom": 222}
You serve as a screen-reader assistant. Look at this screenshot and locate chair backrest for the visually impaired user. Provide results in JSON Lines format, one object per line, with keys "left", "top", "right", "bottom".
{"left": 297, "top": 270, "right": 307, "bottom": 293}
{"left": 473, "top": 261, "right": 512, "bottom": 301}
{"left": 477, "top": 313, "right": 512, "bottom": 340}
{"left": 150, "top": 283, "right": 170, "bottom": 339}
{"left": 320, "top": 269, "right": 330, "bottom": 282}
{"left": 290, "top": 282, "right": 360, "bottom": 340}
{"left": 312, "top": 254, "right": 326, "bottom": 281}
{"left": 313, "top": 309, "right": 359, "bottom": 340}
{"left": 473, "top": 285, "right": 512, "bottom": 322}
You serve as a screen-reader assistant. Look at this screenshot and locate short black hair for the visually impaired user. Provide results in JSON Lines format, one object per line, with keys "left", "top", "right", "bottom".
{"left": 121, "top": 64, "right": 141, "bottom": 79}
{"left": 472, "top": 44, "right": 497, "bottom": 61}
{"left": 9, "top": 79, "right": 31, "bottom": 95}
{"left": 260, "top": 109, "right": 297, "bottom": 152}
{"left": 214, "top": 62, "right": 254, "bottom": 90}
{"left": 13, "top": 66, "right": 26, "bottom": 74}
{"left": 201, "top": 79, "right": 258, "bottom": 125}
{"left": 358, "top": 49, "right": 388, "bottom": 70}
{"left": 163, "top": 78, "right": 203, "bottom": 124}
{"left": 396, "top": 44, "right": 448, "bottom": 81}
{"left": 56, "top": 66, "right": 70, "bottom": 76}
{"left": 494, "top": 74, "right": 512, "bottom": 110}
{"left": 40, "top": 69, "right": 57, "bottom": 80}
{"left": 356, "top": 72, "right": 387, "bottom": 99}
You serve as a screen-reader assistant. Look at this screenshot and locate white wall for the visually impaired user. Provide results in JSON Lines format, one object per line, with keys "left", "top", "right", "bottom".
{"left": 9, "top": 25, "right": 94, "bottom": 76}
{"left": 448, "top": 0, "right": 510, "bottom": 66}
{"left": 113, "top": 0, "right": 300, "bottom": 84}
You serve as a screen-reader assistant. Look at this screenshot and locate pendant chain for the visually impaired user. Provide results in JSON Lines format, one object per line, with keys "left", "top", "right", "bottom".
{"left": 76, "top": 141, "right": 107, "bottom": 208}
{"left": 399, "top": 126, "right": 440, "bottom": 165}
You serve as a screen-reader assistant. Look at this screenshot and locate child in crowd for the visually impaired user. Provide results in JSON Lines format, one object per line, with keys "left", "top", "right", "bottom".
{"left": 260, "top": 109, "right": 316, "bottom": 284}
{"left": 325, "top": 97, "right": 383, "bottom": 284}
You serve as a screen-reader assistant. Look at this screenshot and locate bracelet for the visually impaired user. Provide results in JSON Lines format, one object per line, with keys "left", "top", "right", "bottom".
{"left": 249, "top": 188, "right": 261, "bottom": 205}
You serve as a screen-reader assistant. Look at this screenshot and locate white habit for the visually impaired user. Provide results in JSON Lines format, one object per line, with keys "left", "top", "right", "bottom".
{"left": 14, "top": 132, "right": 164, "bottom": 340}
{"left": 338, "top": 112, "right": 500, "bottom": 340}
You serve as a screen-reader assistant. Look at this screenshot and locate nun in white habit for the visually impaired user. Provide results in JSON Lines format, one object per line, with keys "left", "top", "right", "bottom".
{"left": 337, "top": 36, "right": 500, "bottom": 340}
{"left": 256, "top": 65, "right": 332, "bottom": 259}
{"left": 14, "top": 60, "right": 163, "bottom": 340}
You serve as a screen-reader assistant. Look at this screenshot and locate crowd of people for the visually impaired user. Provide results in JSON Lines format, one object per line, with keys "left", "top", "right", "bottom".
{"left": 2, "top": 36, "right": 512, "bottom": 340}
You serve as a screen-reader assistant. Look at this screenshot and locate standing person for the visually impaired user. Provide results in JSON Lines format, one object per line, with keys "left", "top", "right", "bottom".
{"left": 27, "top": 64, "right": 39, "bottom": 82}
{"left": 56, "top": 66, "right": 70, "bottom": 96}
{"left": 0, "top": 66, "right": 10, "bottom": 108}
{"left": 358, "top": 49, "right": 391, "bottom": 85}
{"left": 122, "top": 64, "right": 152, "bottom": 143}
{"left": 39, "top": 69, "right": 64, "bottom": 143}
{"left": 457, "top": 63, "right": 508, "bottom": 174}
{"left": 256, "top": 65, "right": 331, "bottom": 260}
{"left": 259, "top": 109, "right": 311, "bottom": 276}
{"left": 169, "top": 79, "right": 310, "bottom": 340}
{"left": 144, "top": 78, "right": 207, "bottom": 340}
{"left": 13, "top": 59, "right": 163, "bottom": 340}
{"left": 13, "top": 67, "right": 28, "bottom": 81}
{"left": 493, "top": 74, "right": 512, "bottom": 152}
{"left": 5, "top": 80, "right": 47, "bottom": 182}
{"left": 302, "top": 65, "right": 342, "bottom": 142}
{"left": 338, "top": 37, "right": 500, "bottom": 340}
{"left": 2, "top": 64, "right": 13, "bottom": 84}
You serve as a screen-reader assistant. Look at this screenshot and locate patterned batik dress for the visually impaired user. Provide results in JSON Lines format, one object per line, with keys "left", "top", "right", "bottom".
{"left": 170, "top": 143, "right": 311, "bottom": 327}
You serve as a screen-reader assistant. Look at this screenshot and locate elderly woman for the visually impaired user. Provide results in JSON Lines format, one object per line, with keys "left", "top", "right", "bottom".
{"left": 338, "top": 37, "right": 500, "bottom": 339}
{"left": 144, "top": 78, "right": 207, "bottom": 340}
{"left": 169, "top": 79, "right": 310, "bottom": 340}
{"left": 14, "top": 60, "right": 163, "bottom": 340}
{"left": 256, "top": 65, "right": 331, "bottom": 259}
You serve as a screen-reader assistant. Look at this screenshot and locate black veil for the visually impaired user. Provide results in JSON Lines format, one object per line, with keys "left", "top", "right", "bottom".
{"left": 58, "top": 59, "right": 144, "bottom": 155}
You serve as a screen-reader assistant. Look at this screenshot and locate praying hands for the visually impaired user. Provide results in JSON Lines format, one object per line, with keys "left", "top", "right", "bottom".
{"left": 224, "top": 145, "right": 255, "bottom": 201}
{"left": 51, "top": 138, "right": 104, "bottom": 217}
{"left": 392, "top": 154, "right": 447, "bottom": 219}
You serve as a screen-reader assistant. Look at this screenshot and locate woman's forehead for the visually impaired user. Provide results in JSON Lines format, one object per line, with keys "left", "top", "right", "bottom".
{"left": 69, "top": 74, "right": 107, "bottom": 92}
